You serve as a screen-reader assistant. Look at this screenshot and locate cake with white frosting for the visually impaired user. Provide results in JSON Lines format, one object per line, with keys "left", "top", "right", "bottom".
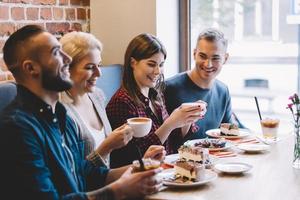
{"left": 220, "top": 123, "right": 239, "bottom": 136}
{"left": 178, "top": 145, "right": 208, "bottom": 163}
{"left": 174, "top": 160, "right": 205, "bottom": 181}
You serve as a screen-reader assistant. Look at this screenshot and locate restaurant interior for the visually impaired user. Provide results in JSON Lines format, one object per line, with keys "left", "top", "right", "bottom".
{"left": 0, "top": 0, "right": 299, "bottom": 199}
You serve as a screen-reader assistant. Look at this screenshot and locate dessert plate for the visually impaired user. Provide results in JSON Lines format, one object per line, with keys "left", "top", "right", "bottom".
{"left": 206, "top": 128, "right": 251, "bottom": 139}
{"left": 164, "top": 154, "right": 179, "bottom": 165}
{"left": 184, "top": 138, "right": 234, "bottom": 152}
{"left": 214, "top": 162, "right": 252, "bottom": 174}
{"left": 237, "top": 143, "right": 270, "bottom": 153}
{"left": 159, "top": 169, "right": 217, "bottom": 187}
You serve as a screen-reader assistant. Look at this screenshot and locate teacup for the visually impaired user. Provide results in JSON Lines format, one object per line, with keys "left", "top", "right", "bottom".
{"left": 182, "top": 101, "right": 207, "bottom": 115}
{"left": 127, "top": 117, "right": 152, "bottom": 138}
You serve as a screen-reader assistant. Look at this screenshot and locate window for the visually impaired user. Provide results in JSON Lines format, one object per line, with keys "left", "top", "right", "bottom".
{"left": 189, "top": 0, "right": 298, "bottom": 132}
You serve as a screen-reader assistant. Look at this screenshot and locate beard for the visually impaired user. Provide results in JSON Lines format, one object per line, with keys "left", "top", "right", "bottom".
{"left": 41, "top": 66, "right": 73, "bottom": 92}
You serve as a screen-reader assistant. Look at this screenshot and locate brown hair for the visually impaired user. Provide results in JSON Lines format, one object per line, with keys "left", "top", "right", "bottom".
{"left": 3, "top": 25, "right": 45, "bottom": 78}
{"left": 122, "top": 33, "right": 167, "bottom": 106}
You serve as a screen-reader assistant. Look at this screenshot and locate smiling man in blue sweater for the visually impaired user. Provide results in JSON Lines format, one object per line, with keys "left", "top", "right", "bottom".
{"left": 165, "top": 28, "right": 242, "bottom": 141}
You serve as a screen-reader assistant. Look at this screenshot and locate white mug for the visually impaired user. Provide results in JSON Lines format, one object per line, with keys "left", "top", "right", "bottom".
{"left": 127, "top": 117, "right": 152, "bottom": 138}
{"left": 181, "top": 101, "right": 207, "bottom": 116}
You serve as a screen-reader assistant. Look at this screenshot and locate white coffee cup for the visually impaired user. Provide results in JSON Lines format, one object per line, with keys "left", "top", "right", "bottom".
{"left": 181, "top": 101, "right": 207, "bottom": 115}
{"left": 127, "top": 117, "right": 152, "bottom": 138}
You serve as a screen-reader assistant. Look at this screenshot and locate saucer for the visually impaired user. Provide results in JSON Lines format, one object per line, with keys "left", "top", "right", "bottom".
{"left": 237, "top": 143, "right": 270, "bottom": 153}
{"left": 214, "top": 162, "right": 252, "bottom": 174}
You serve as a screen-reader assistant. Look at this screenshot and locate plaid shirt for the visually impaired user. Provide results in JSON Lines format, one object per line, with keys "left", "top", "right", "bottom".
{"left": 106, "top": 87, "right": 198, "bottom": 167}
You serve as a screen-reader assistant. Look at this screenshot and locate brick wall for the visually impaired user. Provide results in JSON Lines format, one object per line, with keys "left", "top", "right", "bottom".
{"left": 0, "top": 0, "right": 90, "bottom": 81}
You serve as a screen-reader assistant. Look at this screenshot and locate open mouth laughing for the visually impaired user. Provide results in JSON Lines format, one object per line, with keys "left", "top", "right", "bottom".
{"left": 61, "top": 65, "right": 70, "bottom": 79}
{"left": 87, "top": 79, "right": 97, "bottom": 87}
{"left": 200, "top": 67, "right": 216, "bottom": 74}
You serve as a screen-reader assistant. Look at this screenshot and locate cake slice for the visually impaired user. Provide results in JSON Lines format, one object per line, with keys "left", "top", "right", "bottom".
{"left": 174, "top": 160, "right": 205, "bottom": 181}
{"left": 220, "top": 123, "right": 239, "bottom": 136}
{"left": 178, "top": 145, "right": 208, "bottom": 163}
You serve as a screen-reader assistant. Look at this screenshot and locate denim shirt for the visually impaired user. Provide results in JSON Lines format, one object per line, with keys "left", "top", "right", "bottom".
{"left": 0, "top": 85, "right": 109, "bottom": 200}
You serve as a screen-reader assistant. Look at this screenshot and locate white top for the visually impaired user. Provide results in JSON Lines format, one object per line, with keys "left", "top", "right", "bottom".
{"left": 87, "top": 125, "right": 105, "bottom": 150}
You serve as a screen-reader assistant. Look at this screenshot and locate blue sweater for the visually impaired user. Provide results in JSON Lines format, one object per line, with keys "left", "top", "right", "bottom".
{"left": 164, "top": 72, "right": 233, "bottom": 140}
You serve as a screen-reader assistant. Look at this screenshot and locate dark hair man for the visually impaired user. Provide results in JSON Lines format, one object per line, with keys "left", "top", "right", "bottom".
{"left": 0, "top": 25, "right": 161, "bottom": 200}
{"left": 164, "top": 28, "right": 242, "bottom": 140}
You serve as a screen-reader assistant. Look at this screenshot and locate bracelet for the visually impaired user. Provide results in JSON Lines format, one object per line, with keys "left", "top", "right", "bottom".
{"left": 87, "top": 151, "right": 108, "bottom": 168}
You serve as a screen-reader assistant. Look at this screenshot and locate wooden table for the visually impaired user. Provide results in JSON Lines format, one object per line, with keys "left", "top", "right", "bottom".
{"left": 147, "top": 134, "right": 300, "bottom": 200}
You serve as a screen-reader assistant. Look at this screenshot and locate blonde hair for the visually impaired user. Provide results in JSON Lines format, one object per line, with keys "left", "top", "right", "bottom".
{"left": 60, "top": 31, "right": 103, "bottom": 67}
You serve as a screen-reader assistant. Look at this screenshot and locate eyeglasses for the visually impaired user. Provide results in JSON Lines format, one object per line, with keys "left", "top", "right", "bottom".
{"left": 198, "top": 56, "right": 223, "bottom": 64}
{"left": 196, "top": 51, "right": 224, "bottom": 65}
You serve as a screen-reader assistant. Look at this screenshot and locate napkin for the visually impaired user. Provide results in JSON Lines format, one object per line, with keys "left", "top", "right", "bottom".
{"left": 209, "top": 151, "right": 237, "bottom": 158}
{"left": 228, "top": 138, "right": 260, "bottom": 144}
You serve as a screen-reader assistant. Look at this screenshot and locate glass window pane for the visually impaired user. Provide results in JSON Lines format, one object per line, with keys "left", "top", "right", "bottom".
{"left": 190, "top": 0, "right": 298, "bottom": 132}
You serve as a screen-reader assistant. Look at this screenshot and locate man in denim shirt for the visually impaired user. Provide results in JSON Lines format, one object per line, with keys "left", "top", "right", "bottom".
{"left": 0, "top": 25, "right": 161, "bottom": 200}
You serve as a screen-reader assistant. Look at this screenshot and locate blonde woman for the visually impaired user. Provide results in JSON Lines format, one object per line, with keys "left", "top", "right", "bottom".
{"left": 60, "top": 32, "right": 165, "bottom": 167}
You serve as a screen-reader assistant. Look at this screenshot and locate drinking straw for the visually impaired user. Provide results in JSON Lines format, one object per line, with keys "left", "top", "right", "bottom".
{"left": 135, "top": 142, "right": 145, "bottom": 171}
{"left": 254, "top": 96, "right": 262, "bottom": 121}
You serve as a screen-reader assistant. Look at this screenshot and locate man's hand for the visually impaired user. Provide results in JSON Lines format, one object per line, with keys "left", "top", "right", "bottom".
{"left": 110, "top": 167, "right": 163, "bottom": 199}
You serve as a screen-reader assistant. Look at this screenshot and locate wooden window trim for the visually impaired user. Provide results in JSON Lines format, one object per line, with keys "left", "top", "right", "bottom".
{"left": 179, "top": 0, "right": 191, "bottom": 72}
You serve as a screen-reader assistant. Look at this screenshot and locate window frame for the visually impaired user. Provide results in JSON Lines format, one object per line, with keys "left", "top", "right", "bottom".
{"left": 179, "top": 0, "right": 191, "bottom": 72}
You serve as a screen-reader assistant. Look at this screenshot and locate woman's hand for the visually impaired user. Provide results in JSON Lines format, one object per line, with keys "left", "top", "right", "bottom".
{"left": 97, "top": 124, "right": 134, "bottom": 157}
{"left": 166, "top": 103, "right": 203, "bottom": 129}
{"left": 106, "top": 124, "right": 134, "bottom": 150}
{"left": 179, "top": 101, "right": 207, "bottom": 137}
{"left": 143, "top": 145, "right": 166, "bottom": 162}
{"left": 196, "top": 100, "right": 207, "bottom": 119}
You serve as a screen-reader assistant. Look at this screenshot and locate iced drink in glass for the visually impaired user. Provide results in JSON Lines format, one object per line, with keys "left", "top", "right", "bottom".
{"left": 260, "top": 118, "right": 280, "bottom": 140}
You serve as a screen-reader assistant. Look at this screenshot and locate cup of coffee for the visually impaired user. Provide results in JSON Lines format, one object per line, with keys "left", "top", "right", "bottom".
{"left": 260, "top": 118, "right": 280, "bottom": 140}
{"left": 127, "top": 117, "right": 152, "bottom": 138}
{"left": 182, "top": 101, "right": 207, "bottom": 116}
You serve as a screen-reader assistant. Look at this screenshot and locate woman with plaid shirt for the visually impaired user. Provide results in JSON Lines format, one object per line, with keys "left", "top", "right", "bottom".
{"left": 106, "top": 33, "right": 206, "bottom": 168}
{"left": 59, "top": 32, "right": 167, "bottom": 168}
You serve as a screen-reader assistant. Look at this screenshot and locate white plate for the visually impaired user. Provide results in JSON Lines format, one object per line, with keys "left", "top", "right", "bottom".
{"left": 184, "top": 138, "right": 234, "bottom": 151}
{"left": 237, "top": 143, "right": 270, "bottom": 153}
{"left": 164, "top": 153, "right": 219, "bottom": 168}
{"left": 214, "top": 162, "right": 253, "bottom": 174}
{"left": 160, "top": 169, "right": 217, "bottom": 187}
{"left": 206, "top": 128, "right": 251, "bottom": 139}
{"left": 164, "top": 154, "right": 179, "bottom": 164}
